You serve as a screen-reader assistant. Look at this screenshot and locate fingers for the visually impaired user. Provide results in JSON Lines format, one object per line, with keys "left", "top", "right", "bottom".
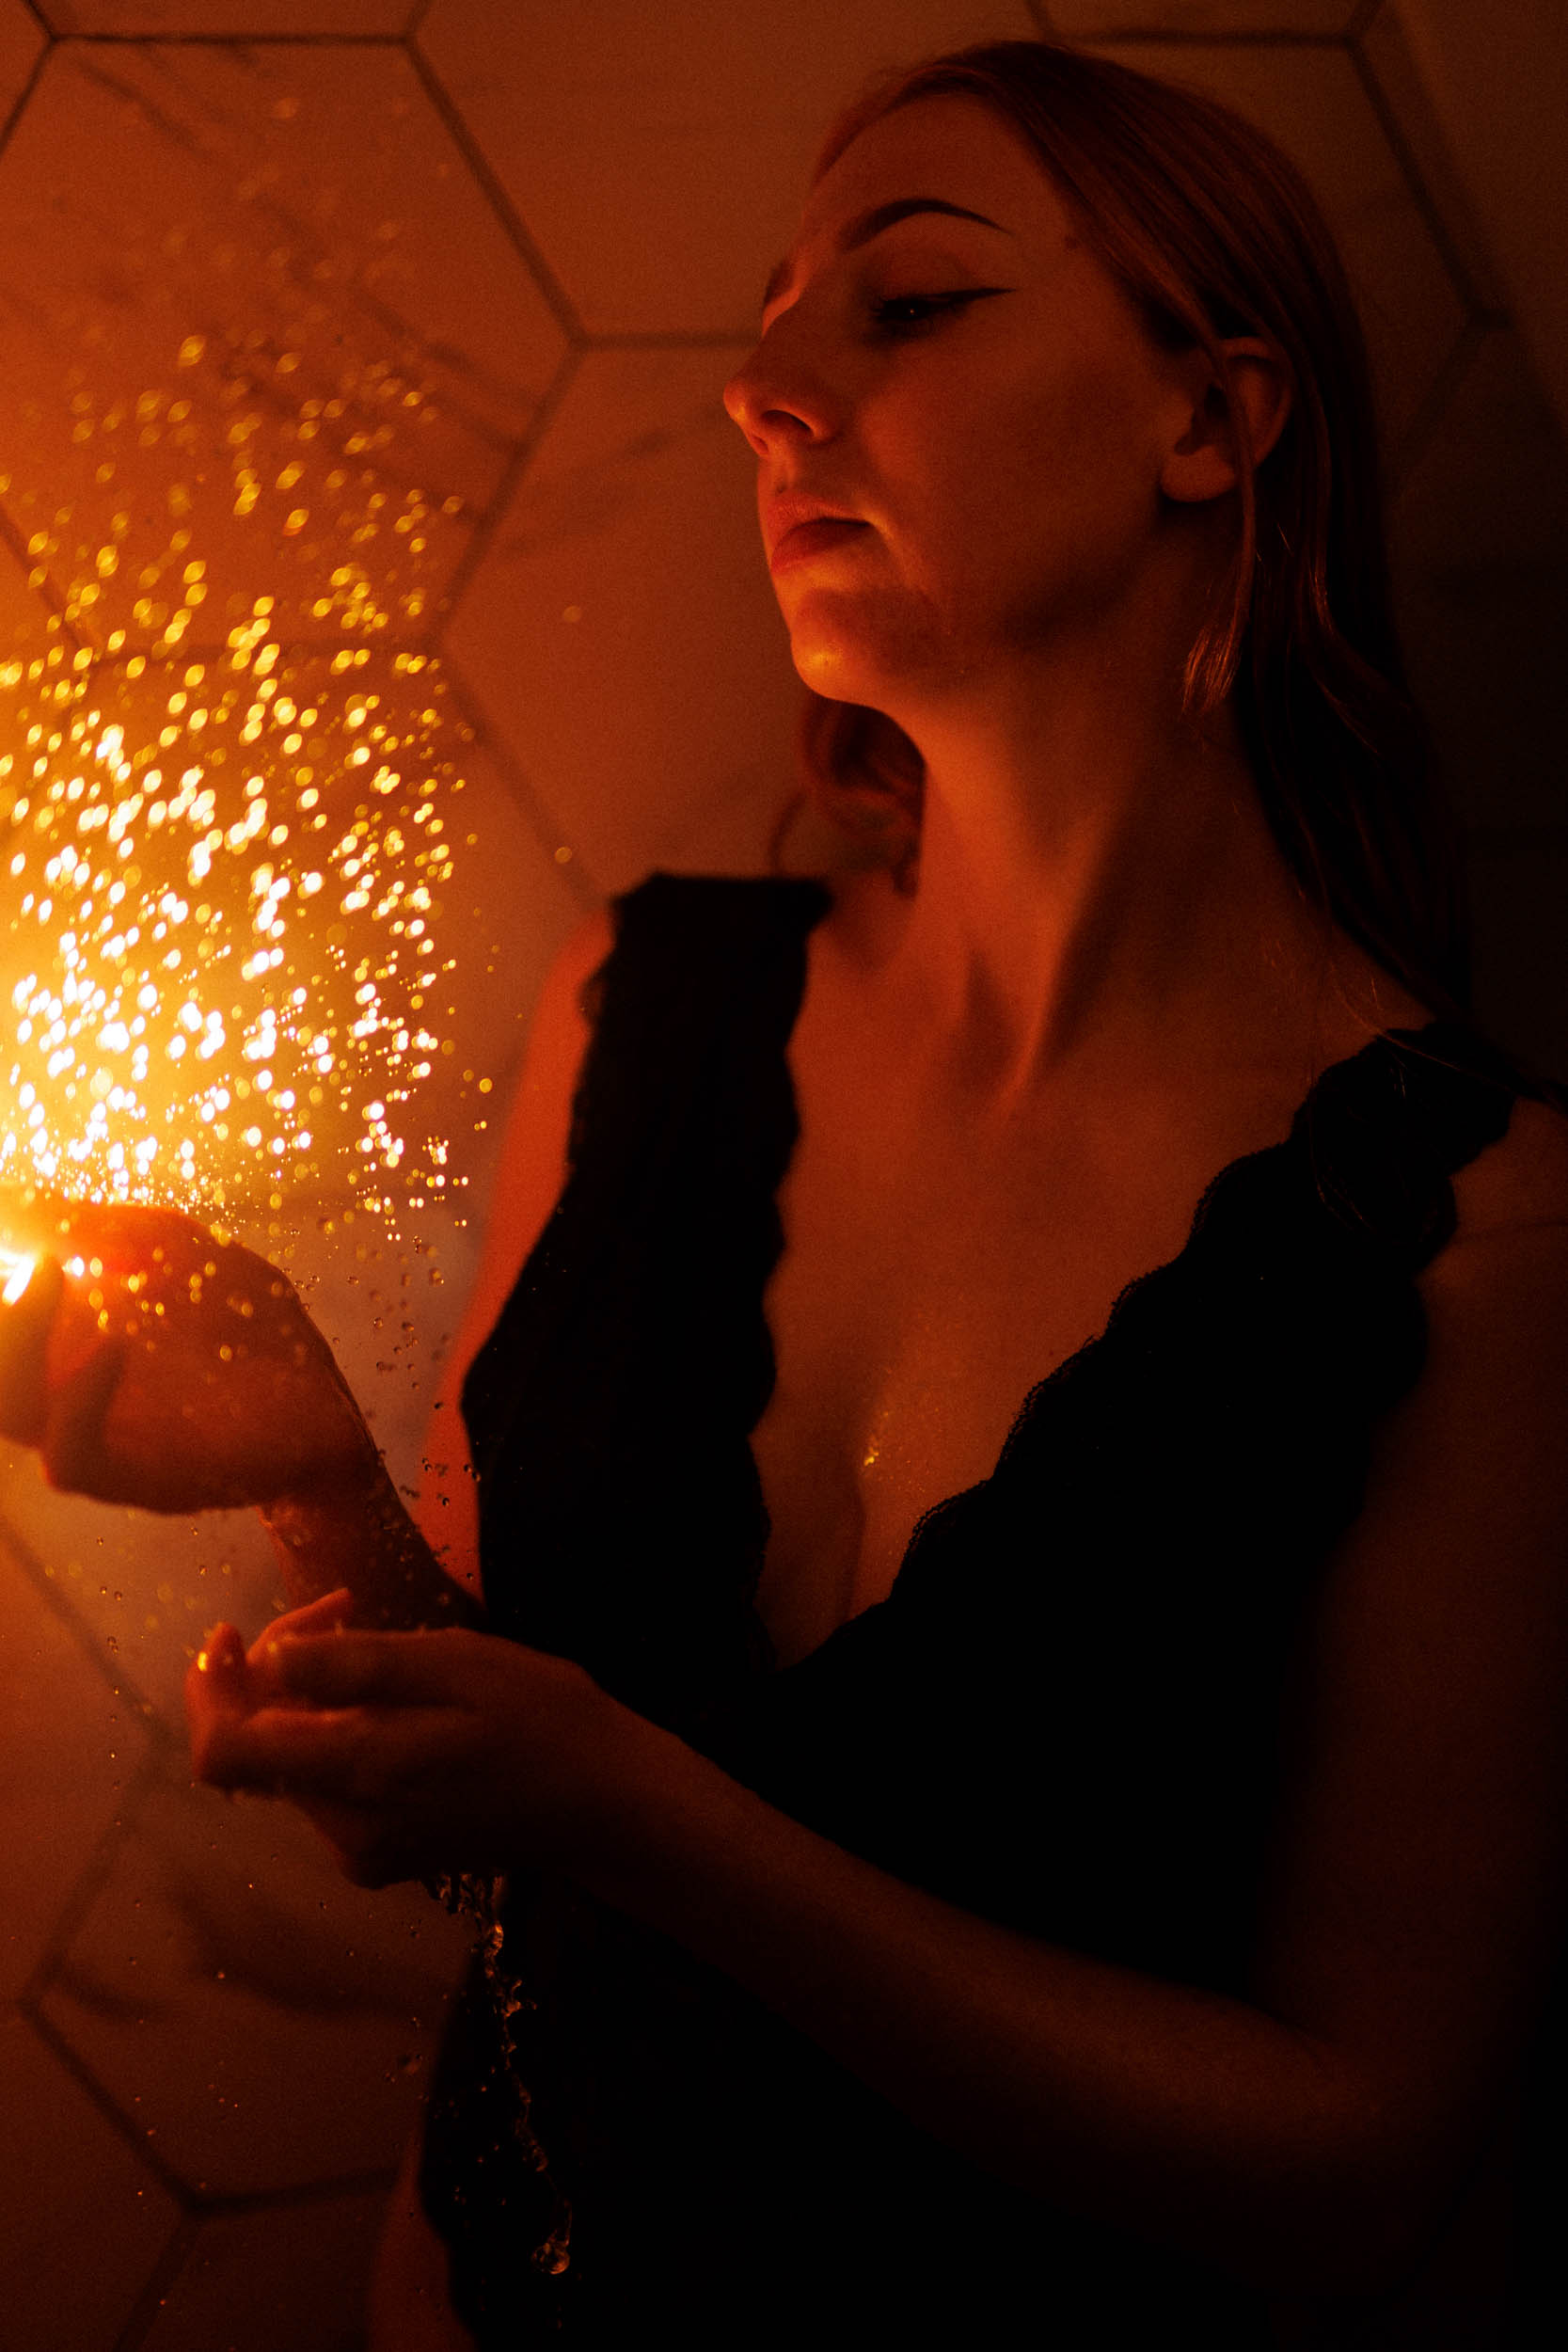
{"left": 197, "top": 1702, "right": 366, "bottom": 1794}
{"left": 261, "top": 1627, "right": 474, "bottom": 1710}
{"left": 245, "top": 1587, "right": 356, "bottom": 1681}
{"left": 185, "top": 1621, "right": 251, "bottom": 1769}
{"left": 0, "top": 1255, "right": 64, "bottom": 1444}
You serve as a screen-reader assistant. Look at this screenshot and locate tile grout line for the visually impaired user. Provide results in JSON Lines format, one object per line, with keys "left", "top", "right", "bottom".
{"left": 109, "top": 2210, "right": 201, "bottom": 2352}
{"left": 19, "top": 1994, "right": 196, "bottom": 2206}
{"left": 404, "top": 31, "right": 586, "bottom": 350}
{"left": 434, "top": 656, "right": 603, "bottom": 913}
{"left": 49, "top": 30, "right": 412, "bottom": 48}
{"left": 1347, "top": 21, "right": 1497, "bottom": 325}
{"left": 0, "top": 1503, "right": 160, "bottom": 1714}
{"left": 432, "top": 345, "right": 581, "bottom": 644}
{"left": 18, "top": 1737, "right": 175, "bottom": 2018}
{"left": 1389, "top": 311, "right": 1487, "bottom": 490}
{"left": 0, "top": 27, "right": 50, "bottom": 168}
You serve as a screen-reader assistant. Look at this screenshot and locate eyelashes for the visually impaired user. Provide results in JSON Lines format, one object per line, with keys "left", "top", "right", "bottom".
{"left": 869, "top": 287, "right": 1010, "bottom": 337}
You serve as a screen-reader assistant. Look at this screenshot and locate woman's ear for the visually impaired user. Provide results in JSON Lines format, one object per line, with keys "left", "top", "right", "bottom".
{"left": 1160, "top": 338, "right": 1291, "bottom": 503}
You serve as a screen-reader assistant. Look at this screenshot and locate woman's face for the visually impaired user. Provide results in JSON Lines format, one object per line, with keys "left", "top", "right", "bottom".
{"left": 724, "top": 95, "right": 1205, "bottom": 713}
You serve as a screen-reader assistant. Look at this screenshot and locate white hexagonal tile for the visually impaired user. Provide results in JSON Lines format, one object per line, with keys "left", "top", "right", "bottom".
{"left": 48, "top": 3, "right": 408, "bottom": 30}
{"left": 0, "top": 40, "right": 566, "bottom": 654}
{"left": 1047, "top": 3, "right": 1356, "bottom": 31}
{"left": 0, "top": 2010, "right": 182, "bottom": 2352}
{"left": 39, "top": 1763, "right": 470, "bottom": 2197}
{"left": 419, "top": 0, "right": 1040, "bottom": 338}
{"left": 0, "top": 1517, "right": 153, "bottom": 1998}
{"left": 445, "top": 343, "right": 801, "bottom": 895}
{"left": 140, "top": 2187, "right": 388, "bottom": 2352}
{"left": 1083, "top": 38, "right": 1467, "bottom": 448}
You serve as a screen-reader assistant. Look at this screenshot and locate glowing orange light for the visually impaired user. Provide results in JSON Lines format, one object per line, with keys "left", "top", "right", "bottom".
{"left": 2, "top": 320, "right": 480, "bottom": 1233}
{"left": 2, "top": 645, "right": 470, "bottom": 1227}
{"left": 0, "top": 1246, "right": 36, "bottom": 1305}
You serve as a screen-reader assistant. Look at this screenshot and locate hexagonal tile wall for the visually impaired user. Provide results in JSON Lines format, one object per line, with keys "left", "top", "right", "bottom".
{"left": 135, "top": 2186, "right": 391, "bottom": 2352}
{"left": 0, "top": 1523, "right": 152, "bottom": 2001}
{"left": 36, "top": 1760, "right": 468, "bottom": 2199}
{"left": 444, "top": 342, "right": 802, "bottom": 895}
{"left": 0, "top": 37, "right": 568, "bottom": 656}
{"left": 44, "top": 5, "right": 415, "bottom": 35}
{"left": 0, "top": 0, "right": 43, "bottom": 117}
{"left": 0, "top": 2009, "right": 183, "bottom": 2352}
{"left": 417, "top": 0, "right": 1043, "bottom": 339}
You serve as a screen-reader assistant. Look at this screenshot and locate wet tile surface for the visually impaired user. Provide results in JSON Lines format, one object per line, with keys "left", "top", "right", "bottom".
{"left": 445, "top": 344, "right": 800, "bottom": 894}
{"left": 0, "top": 1522, "right": 150, "bottom": 1999}
{"left": 38, "top": 1762, "right": 470, "bottom": 2197}
{"left": 0, "top": 2009, "right": 182, "bottom": 2352}
{"left": 138, "top": 2186, "right": 388, "bottom": 2352}
{"left": 0, "top": 40, "right": 565, "bottom": 653}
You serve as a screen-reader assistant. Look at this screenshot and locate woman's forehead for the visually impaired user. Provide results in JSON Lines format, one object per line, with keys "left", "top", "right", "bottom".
{"left": 801, "top": 94, "right": 1074, "bottom": 250}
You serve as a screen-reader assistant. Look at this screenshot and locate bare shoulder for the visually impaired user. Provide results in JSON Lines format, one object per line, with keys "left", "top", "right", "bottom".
{"left": 436, "top": 903, "right": 613, "bottom": 1394}
{"left": 484, "top": 902, "right": 613, "bottom": 1231}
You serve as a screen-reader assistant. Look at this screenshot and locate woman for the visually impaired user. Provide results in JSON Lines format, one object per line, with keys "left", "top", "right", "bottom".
{"left": 4, "top": 37, "right": 1567, "bottom": 2347}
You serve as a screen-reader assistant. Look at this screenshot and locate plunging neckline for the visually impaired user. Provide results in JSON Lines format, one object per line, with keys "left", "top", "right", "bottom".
{"left": 751, "top": 1005, "right": 1449, "bottom": 1674}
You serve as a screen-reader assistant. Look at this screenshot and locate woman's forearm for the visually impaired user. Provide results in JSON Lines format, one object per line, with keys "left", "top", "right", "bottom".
{"left": 578, "top": 1721, "right": 1419, "bottom": 2296}
{"left": 261, "top": 1455, "right": 482, "bottom": 1629}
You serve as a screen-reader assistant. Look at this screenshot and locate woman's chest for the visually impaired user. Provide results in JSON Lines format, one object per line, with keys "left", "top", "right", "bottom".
{"left": 748, "top": 1064, "right": 1296, "bottom": 1670}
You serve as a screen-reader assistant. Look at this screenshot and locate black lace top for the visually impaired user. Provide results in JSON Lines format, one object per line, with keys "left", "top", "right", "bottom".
{"left": 420, "top": 873, "right": 1529, "bottom": 2346}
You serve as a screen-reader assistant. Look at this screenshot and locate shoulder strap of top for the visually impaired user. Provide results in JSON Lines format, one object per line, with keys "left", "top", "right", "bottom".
{"left": 462, "top": 872, "right": 829, "bottom": 1724}
{"left": 1297, "top": 1018, "right": 1536, "bottom": 1271}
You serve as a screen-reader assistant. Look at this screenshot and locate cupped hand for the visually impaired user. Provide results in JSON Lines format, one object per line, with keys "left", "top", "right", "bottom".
{"left": 185, "top": 1597, "right": 640, "bottom": 1889}
{"left": 0, "top": 1190, "right": 377, "bottom": 1513}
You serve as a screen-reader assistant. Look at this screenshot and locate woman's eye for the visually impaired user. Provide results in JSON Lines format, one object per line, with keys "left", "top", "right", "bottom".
{"left": 869, "top": 290, "right": 994, "bottom": 336}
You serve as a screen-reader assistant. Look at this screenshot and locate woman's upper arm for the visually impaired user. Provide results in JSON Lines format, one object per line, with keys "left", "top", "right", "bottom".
{"left": 1253, "top": 1098, "right": 1568, "bottom": 2235}
{"left": 410, "top": 905, "right": 614, "bottom": 1587}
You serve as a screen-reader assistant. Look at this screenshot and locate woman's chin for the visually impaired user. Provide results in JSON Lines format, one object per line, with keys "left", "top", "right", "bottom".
{"left": 785, "top": 586, "right": 955, "bottom": 707}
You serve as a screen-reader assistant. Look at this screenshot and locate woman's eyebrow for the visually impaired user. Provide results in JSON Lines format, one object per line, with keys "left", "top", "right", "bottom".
{"left": 761, "top": 198, "right": 1011, "bottom": 312}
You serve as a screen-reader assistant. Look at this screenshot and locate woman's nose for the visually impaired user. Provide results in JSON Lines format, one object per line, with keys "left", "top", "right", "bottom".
{"left": 723, "top": 321, "right": 838, "bottom": 455}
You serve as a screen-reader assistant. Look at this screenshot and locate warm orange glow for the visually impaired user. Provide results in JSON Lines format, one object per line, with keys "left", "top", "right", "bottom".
{"left": 0, "top": 1245, "right": 36, "bottom": 1305}
{"left": 2, "top": 640, "right": 472, "bottom": 1226}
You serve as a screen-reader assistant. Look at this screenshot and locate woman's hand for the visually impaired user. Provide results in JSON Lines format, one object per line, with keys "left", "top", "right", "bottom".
{"left": 185, "top": 1595, "right": 643, "bottom": 1888}
{"left": 0, "top": 1191, "right": 377, "bottom": 1514}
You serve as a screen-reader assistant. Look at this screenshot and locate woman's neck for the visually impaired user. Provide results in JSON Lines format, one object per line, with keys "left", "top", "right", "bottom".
{"left": 861, "top": 670, "right": 1349, "bottom": 1105}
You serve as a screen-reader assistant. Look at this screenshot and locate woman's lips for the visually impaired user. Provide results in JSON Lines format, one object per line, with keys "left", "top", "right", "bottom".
{"left": 769, "top": 516, "right": 870, "bottom": 573}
